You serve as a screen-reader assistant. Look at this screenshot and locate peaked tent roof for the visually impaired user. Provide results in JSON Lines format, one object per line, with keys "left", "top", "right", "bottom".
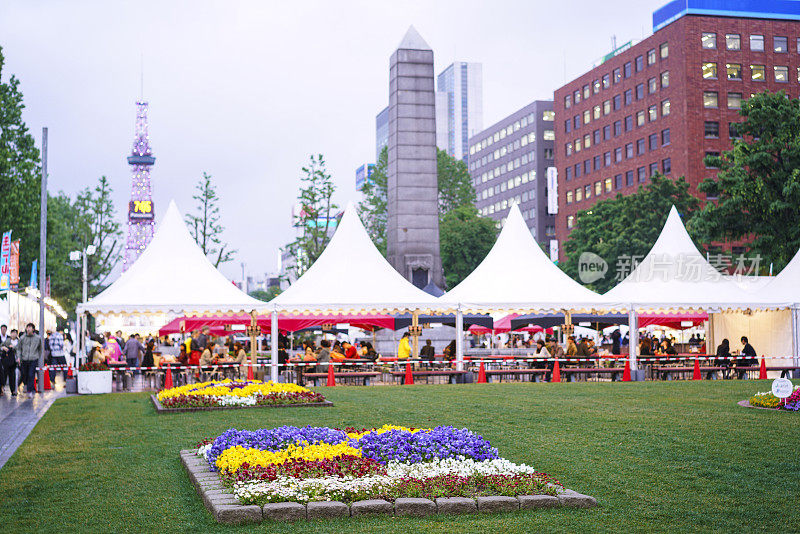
{"left": 757, "top": 247, "right": 800, "bottom": 305}
{"left": 603, "top": 206, "right": 785, "bottom": 311}
{"left": 77, "top": 200, "right": 263, "bottom": 316}
{"left": 398, "top": 25, "right": 431, "bottom": 51}
{"left": 269, "top": 203, "right": 440, "bottom": 314}
{"left": 440, "top": 205, "right": 610, "bottom": 313}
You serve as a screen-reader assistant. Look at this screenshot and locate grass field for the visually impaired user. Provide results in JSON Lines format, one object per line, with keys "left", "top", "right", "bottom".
{"left": 0, "top": 381, "right": 797, "bottom": 533}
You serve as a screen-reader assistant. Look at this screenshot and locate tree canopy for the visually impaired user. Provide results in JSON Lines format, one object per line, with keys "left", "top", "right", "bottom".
{"left": 357, "top": 146, "right": 387, "bottom": 256}
{"left": 439, "top": 205, "right": 498, "bottom": 288}
{"left": 186, "top": 172, "right": 236, "bottom": 267}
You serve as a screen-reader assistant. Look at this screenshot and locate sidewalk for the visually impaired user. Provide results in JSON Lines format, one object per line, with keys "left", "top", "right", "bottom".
{"left": 0, "top": 384, "right": 66, "bottom": 470}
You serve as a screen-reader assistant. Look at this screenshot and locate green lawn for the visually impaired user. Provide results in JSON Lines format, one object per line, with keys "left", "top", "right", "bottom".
{"left": 0, "top": 381, "right": 797, "bottom": 533}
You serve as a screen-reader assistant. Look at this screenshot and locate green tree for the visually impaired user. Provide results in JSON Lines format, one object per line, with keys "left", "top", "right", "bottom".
{"left": 249, "top": 286, "right": 282, "bottom": 302}
{"left": 0, "top": 47, "right": 42, "bottom": 280}
{"left": 357, "top": 146, "right": 388, "bottom": 255}
{"left": 561, "top": 175, "right": 700, "bottom": 293}
{"left": 186, "top": 172, "right": 236, "bottom": 267}
{"left": 440, "top": 205, "right": 498, "bottom": 288}
{"left": 286, "top": 154, "right": 338, "bottom": 277}
{"left": 46, "top": 192, "right": 83, "bottom": 313}
{"left": 437, "top": 149, "right": 476, "bottom": 218}
{"left": 691, "top": 91, "right": 800, "bottom": 270}
{"left": 74, "top": 176, "right": 122, "bottom": 290}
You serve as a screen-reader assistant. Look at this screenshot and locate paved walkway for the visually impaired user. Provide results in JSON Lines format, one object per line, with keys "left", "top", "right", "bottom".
{"left": 0, "top": 384, "right": 67, "bottom": 470}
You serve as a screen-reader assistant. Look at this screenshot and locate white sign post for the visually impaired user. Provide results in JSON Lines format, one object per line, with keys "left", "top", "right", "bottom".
{"left": 771, "top": 377, "right": 794, "bottom": 406}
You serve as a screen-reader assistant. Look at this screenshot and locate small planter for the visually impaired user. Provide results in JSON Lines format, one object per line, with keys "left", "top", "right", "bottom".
{"left": 78, "top": 370, "right": 112, "bottom": 394}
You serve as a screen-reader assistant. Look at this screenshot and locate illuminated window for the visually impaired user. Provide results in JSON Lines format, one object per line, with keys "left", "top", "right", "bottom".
{"left": 647, "top": 49, "right": 656, "bottom": 65}
{"left": 566, "top": 191, "right": 573, "bottom": 204}
{"left": 702, "top": 62, "right": 717, "bottom": 79}
{"left": 661, "top": 71, "right": 669, "bottom": 88}
{"left": 593, "top": 105, "right": 601, "bottom": 119}
{"left": 726, "top": 34, "right": 740, "bottom": 50}
{"left": 604, "top": 178, "right": 612, "bottom": 192}
{"left": 636, "top": 110, "right": 645, "bottom": 126}
{"left": 543, "top": 110, "right": 554, "bottom": 121}
{"left": 567, "top": 215, "right": 574, "bottom": 228}
{"left": 583, "top": 109, "right": 591, "bottom": 124}
{"left": 603, "top": 100, "right": 611, "bottom": 115}
{"left": 543, "top": 130, "right": 554, "bottom": 141}
{"left": 726, "top": 63, "right": 742, "bottom": 80}
{"left": 701, "top": 32, "right": 716, "bottom": 49}
{"left": 703, "top": 91, "right": 718, "bottom": 108}
{"left": 661, "top": 99, "right": 670, "bottom": 116}
{"left": 775, "top": 36, "right": 788, "bottom": 53}
{"left": 727, "top": 92, "right": 742, "bottom": 109}
{"left": 775, "top": 66, "right": 788, "bottom": 82}
{"left": 751, "top": 64, "right": 765, "bottom": 81}
{"left": 576, "top": 188, "right": 583, "bottom": 201}
{"left": 594, "top": 181, "right": 602, "bottom": 195}
{"left": 649, "top": 77, "right": 658, "bottom": 93}
{"left": 750, "top": 34, "right": 764, "bottom": 52}
{"left": 660, "top": 42, "right": 669, "bottom": 58}
{"left": 583, "top": 84, "right": 590, "bottom": 99}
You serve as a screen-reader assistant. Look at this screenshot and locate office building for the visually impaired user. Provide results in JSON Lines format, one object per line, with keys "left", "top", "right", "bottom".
{"left": 554, "top": 0, "right": 800, "bottom": 259}
{"left": 437, "top": 61, "right": 483, "bottom": 162}
{"left": 469, "top": 100, "right": 556, "bottom": 246}
{"left": 355, "top": 163, "right": 375, "bottom": 192}
{"left": 376, "top": 106, "right": 389, "bottom": 159}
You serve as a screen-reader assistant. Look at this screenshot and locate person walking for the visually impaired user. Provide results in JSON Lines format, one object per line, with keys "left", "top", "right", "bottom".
{"left": 1, "top": 328, "right": 18, "bottom": 396}
{"left": 122, "top": 334, "right": 144, "bottom": 391}
{"left": 18, "top": 323, "right": 42, "bottom": 398}
{"left": 48, "top": 330, "right": 67, "bottom": 384}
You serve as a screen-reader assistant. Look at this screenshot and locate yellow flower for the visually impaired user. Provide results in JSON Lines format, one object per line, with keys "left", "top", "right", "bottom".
{"left": 156, "top": 379, "right": 311, "bottom": 401}
{"left": 346, "top": 424, "right": 429, "bottom": 440}
{"left": 215, "top": 442, "right": 362, "bottom": 475}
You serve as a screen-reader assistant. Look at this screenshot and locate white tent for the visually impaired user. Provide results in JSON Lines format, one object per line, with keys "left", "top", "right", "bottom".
{"left": 603, "top": 206, "right": 782, "bottom": 312}
{"left": 440, "top": 204, "right": 610, "bottom": 314}
{"left": 269, "top": 202, "right": 440, "bottom": 315}
{"left": 77, "top": 200, "right": 263, "bottom": 317}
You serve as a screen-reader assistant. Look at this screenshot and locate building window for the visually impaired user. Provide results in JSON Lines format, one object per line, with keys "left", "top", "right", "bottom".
{"left": 729, "top": 122, "right": 741, "bottom": 139}
{"left": 726, "top": 34, "right": 740, "bottom": 50}
{"left": 775, "top": 66, "right": 789, "bottom": 82}
{"left": 593, "top": 129, "right": 601, "bottom": 144}
{"left": 593, "top": 105, "right": 601, "bottom": 119}
{"left": 702, "top": 32, "right": 716, "bottom": 49}
{"left": 544, "top": 148, "right": 554, "bottom": 159}
{"left": 593, "top": 79, "right": 601, "bottom": 93}
{"left": 636, "top": 110, "right": 645, "bottom": 126}
{"left": 625, "top": 115, "right": 633, "bottom": 131}
{"left": 625, "top": 143, "right": 634, "bottom": 159}
{"left": 661, "top": 71, "right": 670, "bottom": 88}
{"left": 705, "top": 151, "right": 720, "bottom": 168}
{"left": 624, "top": 62, "right": 632, "bottom": 78}
{"left": 614, "top": 120, "right": 622, "bottom": 136}
{"left": 635, "top": 55, "right": 644, "bottom": 72}
{"left": 750, "top": 34, "right": 764, "bottom": 52}
{"left": 647, "top": 48, "right": 656, "bottom": 65}
{"left": 648, "top": 105, "right": 657, "bottom": 121}
{"left": 565, "top": 142, "right": 572, "bottom": 156}
{"left": 638, "top": 166, "right": 647, "bottom": 182}
{"left": 582, "top": 84, "right": 590, "bottom": 99}
{"left": 751, "top": 64, "right": 765, "bottom": 81}
{"left": 602, "top": 74, "right": 610, "bottom": 89}
{"left": 574, "top": 89, "right": 581, "bottom": 104}
{"left": 775, "top": 36, "right": 788, "bottom": 53}
{"left": 567, "top": 215, "right": 574, "bottom": 229}
{"left": 660, "top": 42, "right": 668, "bottom": 58}
{"left": 574, "top": 163, "right": 581, "bottom": 177}
{"left": 613, "top": 68, "right": 621, "bottom": 84}
{"left": 703, "top": 91, "right": 718, "bottom": 108}
{"left": 575, "top": 188, "right": 583, "bottom": 201}
{"left": 615, "top": 174, "right": 623, "bottom": 189}
{"left": 604, "top": 178, "right": 613, "bottom": 192}
{"left": 648, "top": 77, "right": 658, "bottom": 93}
{"left": 604, "top": 151, "right": 611, "bottom": 166}
{"left": 595, "top": 181, "right": 602, "bottom": 196}
{"left": 637, "top": 138, "right": 646, "bottom": 155}
{"left": 649, "top": 133, "right": 658, "bottom": 150}
{"left": 613, "top": 94, "right": 622, "bottom": 110}
{"left": 573, "top": 115, "right": 580, "bottom": 129}
{"left": 704, "top": 121, "right": 719, "bottom": 138}
{"left": 624, "top": 89, "right": 633, "bottom": 105}
{"left": 649, "top": 162, "right": 659, "bottom": 176}
{"left": 593, "top": 155, "right": 601, "bottom": 170}
{"left": 543, "top": 130, "right": 555, "bottom": 140}
{"left": 662, "top": 158, "right": 671, "bottom": 174}
{"left": 565, "top": 120, "right": 571, "bottom": 133}
{"left": 584, "top": 133, "right": 591, "bottom": 149}
{"left": 585, "top": 185, "right": 592, "bottom": 199}
{"left": 625, "top": 170, "right": 634, "bottom": 186}
{"left": 543, "top": 110, "right": 555, "bottom": 121}
{"left": 566, "top": 191, "right": 573, "bottom": 204}
{"left": 583, "top": 109, "right": 591, "bottom": 124}
{"left": 727, "top": 92, "right": 742, "bottom": 109}
{"left": 614, "top": 147, "right": 623, "bottom": 162}
{"left": 584, "top": 159, "right": 591, "bottom": 174}
{"left": 797, "top": 38, "right": 800, "bottom": 53}
{"left": 603, "top": 100, "right": 611, "bottom": 115}
{"left": 726, "top": 63, "right": 742, "bottom": 80}
{"left": 603, "top": 125, "right": 611, "bottom": 140}
{"left": 636, "top": 83, "right": 644, "bottom": 100}
{"left": 662, "top": 128, "right": 670, "bottom": 146}
{"left": 564, "top": 95, "right": 571, "bottom": 109}
{"left": 702, "top": 62, "right": 717, "bottom": 79}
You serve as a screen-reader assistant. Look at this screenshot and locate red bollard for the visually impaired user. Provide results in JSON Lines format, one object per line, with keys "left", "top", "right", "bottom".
{"left": 477, "top": 362, "right": 487, "bottom": 383}
{"left": 163, "top": 365, "right": 174, "bottom": 390}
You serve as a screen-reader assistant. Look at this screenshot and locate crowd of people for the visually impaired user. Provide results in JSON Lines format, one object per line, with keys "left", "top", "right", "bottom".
{"left": 0, "top": 323, "right": 76, "bottom": 398}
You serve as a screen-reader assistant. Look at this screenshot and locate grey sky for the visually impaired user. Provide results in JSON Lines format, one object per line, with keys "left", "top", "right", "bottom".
{"left": 1, "top": 0, "right": 664, "bottom": 282}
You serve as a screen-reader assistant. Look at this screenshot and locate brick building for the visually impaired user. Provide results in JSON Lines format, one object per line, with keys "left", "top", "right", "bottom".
{"left": 554, "top": 0, "right": 800, "bottom": 259}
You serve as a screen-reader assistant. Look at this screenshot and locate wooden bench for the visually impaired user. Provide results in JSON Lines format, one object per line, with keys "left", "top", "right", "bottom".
{"left": 389, "top": 370, "right": 467, "bottom": 385}
{"left": 766, "top": 366, "right": 800, "bottom": 379}
{"left": 484, "top": 369, "right": 548, "bottom": 383}
{"left": 303, "top": 372, "right": 380, "bottom": 386}
{"left": 653, "top": 366, "right": 727, "bottom": 380}
{"left": 561, "top": 367, "right": 625, "bottom": 382}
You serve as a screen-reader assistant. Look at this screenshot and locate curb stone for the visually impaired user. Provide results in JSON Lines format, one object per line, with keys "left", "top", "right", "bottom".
{"left": 476, "top": 496, "right": 519, "bottom": 513}
{"left": 151, "top": 394, "right": 333, "bottom": 413}
{"left": 518, "top": 495, "right": 560, "bottom": 509}
{"left": 557, "top": 490, "right": 597, "bottom": 508}
{"left": 350, "top": 499, "right": 393, "bottom": 516}
{"left": 435, "top": 497, "right": 477, "bottom": 514}
{"left": 395, "top": 498, "right": 436, "bottom": 516}
{"left": 263, "top": 502, "right": 306, "bottom": 521}
{"left": 307, "top": 501, "right": 349, "bottom": 519}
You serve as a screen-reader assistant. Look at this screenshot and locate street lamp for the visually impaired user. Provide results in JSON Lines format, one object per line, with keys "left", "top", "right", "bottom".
{"left": 70, "top": 245, "right": 96, "bottom": 364}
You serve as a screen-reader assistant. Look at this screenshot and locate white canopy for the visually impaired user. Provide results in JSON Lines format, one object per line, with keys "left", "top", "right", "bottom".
{"left": 604, "top": 206, "right": 785, "bottom": 312}
{"left": 77, "top": 200, "right": 263, "bottom": 316}
{"left": 440, "top": 205, "right": 610, "bottom": 313}
{"left": 757, "top": 248, "right": 800, "bottom": 305}
{"left": 269, "top": 203, "right": 440, "bottom": 314}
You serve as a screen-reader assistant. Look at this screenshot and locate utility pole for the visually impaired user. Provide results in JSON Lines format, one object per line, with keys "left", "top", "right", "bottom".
{"left": 37, "top": 128, "right": 48, "bottom": 392}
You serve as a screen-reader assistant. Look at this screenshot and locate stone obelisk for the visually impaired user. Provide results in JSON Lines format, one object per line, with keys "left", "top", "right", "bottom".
{"left": 386, "top": 26, "right": 444, "bottom": 290}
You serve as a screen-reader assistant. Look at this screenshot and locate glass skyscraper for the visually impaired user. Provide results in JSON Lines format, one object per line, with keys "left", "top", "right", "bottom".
{"left": 436, "top": 62, "right": 483, "bottom": 162}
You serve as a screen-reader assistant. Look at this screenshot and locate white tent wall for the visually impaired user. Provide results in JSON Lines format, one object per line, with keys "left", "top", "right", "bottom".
{"left": 709, "top": 310, "right": 791, "bottom": 377}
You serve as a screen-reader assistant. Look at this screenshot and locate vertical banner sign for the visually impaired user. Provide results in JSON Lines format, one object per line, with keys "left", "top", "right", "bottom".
{"left": 9, "top": 240, "right": 20, "bottom": 288}
{"left": 546, "top": 167, "right": 558, "bottom": 215}
{"left": 0, "top": 231, "right": 11, "bottom": 291}
{"left": 30, "top": 260, "right": 38, "bottom": 289}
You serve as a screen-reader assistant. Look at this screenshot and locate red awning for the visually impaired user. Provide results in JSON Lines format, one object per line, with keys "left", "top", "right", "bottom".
{"left": 157, "top": 314, "right": 395, "bottom": 336}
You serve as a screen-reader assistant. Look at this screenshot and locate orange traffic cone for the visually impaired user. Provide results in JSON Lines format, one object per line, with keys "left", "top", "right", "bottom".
{"left": 404, "top": 362, "right": 414, "bottom": 385}
{"left": 622, "top": 359, "right": 631, "bottom": 382}
{"left": 477, "top": 362, "right": 487, "bottom": 383}
{"left": 326, "top": 364, "right": 336, "bottom": 386}
{"left": 247, "top": 361, "right": 254, "bottom": 381}
{"left": 163, "top": 365, "right": 173, "bottom": 390}
{"left": 67, "top": 365, "right": 73, "bottom": 379}
{"left": 551, "top": 360, "right": 561, "bottom": 383}
{"left": 759, "top": 356, "right": 767, "bottom": 379}
{"left": 692, "top": 357, "right": 701, "bottom": 380}
{"left": 43, "top": 366, "right": 52, "bottom": 390}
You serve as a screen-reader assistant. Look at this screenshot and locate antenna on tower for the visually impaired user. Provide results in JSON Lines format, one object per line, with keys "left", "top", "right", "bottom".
{"left": 139, "top": 53, "right": 144, "bottom": 101}
{"left": 611, "top": 35, "right": 617, "bottom": 51}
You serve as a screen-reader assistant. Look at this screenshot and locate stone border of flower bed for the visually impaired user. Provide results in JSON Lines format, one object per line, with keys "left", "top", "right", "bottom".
{"left": 179, "top": 449, "right": 597, "bottom": 524}
{"left": 737, "top": 399, "right": 791, "bottom": 412}
{"left": 151, "top": 394, "right": 333, "bottom": 413}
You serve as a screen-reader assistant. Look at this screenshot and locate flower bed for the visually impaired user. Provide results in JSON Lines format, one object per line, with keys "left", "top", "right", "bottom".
{"left": 156, "top": 380, "right": 327, "bottom": 409}
{"left": 749, "top": 386, "right": 800, "bottom": 411}
{"left": 197, "top": 425, "right": 561, "bottom": 506}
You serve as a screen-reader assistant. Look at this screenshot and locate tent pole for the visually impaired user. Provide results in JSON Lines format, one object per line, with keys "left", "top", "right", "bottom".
{"left": 628, "top": 307, "right": 639, "bottom": 371}
{"left": 248, "top": 311, "right": 258, "bottom": 381}
{"left": 411, "top": 310, "right": 420, "bottom": 359}
{"left": 455, "top": 307, "right": 464, "bottom": 372}
{"left": 792, "top": 307, "right": 799, "bottom": 373}
{"left": 270, "top": 309, "right": 279, "bottom": 383}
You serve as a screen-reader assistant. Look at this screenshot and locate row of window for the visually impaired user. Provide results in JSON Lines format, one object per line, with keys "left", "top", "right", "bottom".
{"left": 702, "top": 91, "right": 744, "bottom": 109}
{"left": 479, "top": 196, "right": 534, "bottom": 218}
{"left": 565, "top": 101, "right": 670, "bottom": 157}
{"left": 468, "top": 111, "right": 554, "bottom": 156}
{"left": 564, "top": 43, "right": 669, "bottom": 109}
{"left": 564, "top": 72, "right": 669, "bottom": 133}
{"left": 565, "top": 159, "right": 671, "bottom": 214}
{"left": 701, "top": 32, "right": 800, "bottom": 53}
{"left": 565, "top": 129, "right": 671, "bottom": 181}
{"left": 701, "top": 62, "right": 799, "bottom": 83}
{"left": 469, "top": 132, "right": 541, "bottom": 172}
{"left": 475, "top": 150, "right": 537, "bottom": 184}
{"left": 478, "top": 170, "right": 537, "bottom": 200}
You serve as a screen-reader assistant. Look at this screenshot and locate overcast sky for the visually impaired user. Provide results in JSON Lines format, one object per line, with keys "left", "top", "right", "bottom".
{"left": 1, "top": 0, "right": 665, "bottom": 282}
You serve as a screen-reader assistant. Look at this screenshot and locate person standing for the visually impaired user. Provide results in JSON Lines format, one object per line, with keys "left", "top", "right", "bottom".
{"left": 48, "top": 330, "right": 67, "bottom": 383}
{"left": 1, "top": 328, "right": 18, "bottom": 395}
{"left": 397, "top": 332, "right": 411, "bottom": 360}
{"left": 196, "top": 327, "right": 210, "bottom": 353}
{"left": 18, "top": 323, "right": 41, "bottom": 398}
{"left": 610, "top": 329, "right": 622, "bottom": 355}
{"left": 420, "top": 340, "right": 435, "bottom": 360}
{"left": 123, "top": 334, "right": 144, "bottom": 390}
